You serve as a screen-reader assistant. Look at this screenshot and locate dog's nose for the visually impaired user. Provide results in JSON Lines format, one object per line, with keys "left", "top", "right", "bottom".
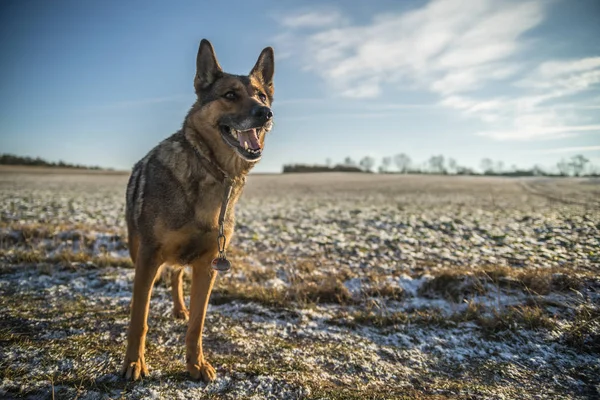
{"left": 252, "top": 106, "right": 273, "bottom": 121}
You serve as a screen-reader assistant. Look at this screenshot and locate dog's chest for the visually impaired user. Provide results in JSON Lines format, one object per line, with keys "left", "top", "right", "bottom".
{"left": 168, "top": 187, "right": 239, "bottom": 265}
{"left": 189, "top": 179, "right": 241, "bottom": 227}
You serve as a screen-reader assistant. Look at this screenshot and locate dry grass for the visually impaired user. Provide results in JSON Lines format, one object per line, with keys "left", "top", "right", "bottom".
{"left": 0, "top": 248, "right": 133, "bottom": 269}
{"left": 560, "top": 304, "right": 600, "bottom": 353}
{"left": 2, "top": 171, "right": 599, "bottom": 399}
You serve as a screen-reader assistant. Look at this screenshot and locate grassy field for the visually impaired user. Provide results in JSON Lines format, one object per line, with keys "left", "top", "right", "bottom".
{"left": 1, "top": 168, "right": 599, "bottom": 399}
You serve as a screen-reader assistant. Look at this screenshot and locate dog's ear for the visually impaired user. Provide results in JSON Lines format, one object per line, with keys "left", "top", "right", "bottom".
{"left": 250, "top": 47, "right": 274, "bottom": 89}
{"left": 194, "top": 39, "right": 223, "bottom": 91}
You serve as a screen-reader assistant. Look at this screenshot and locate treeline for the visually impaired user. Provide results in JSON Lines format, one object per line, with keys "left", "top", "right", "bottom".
{"left": 283, "top": 164, "right": 363, "bottom": 173}
{"left": 0, "top": 154, "right": 106, "bottom": 170}
{"left": 283, "top": 154, "right": 599, "bottom": 177}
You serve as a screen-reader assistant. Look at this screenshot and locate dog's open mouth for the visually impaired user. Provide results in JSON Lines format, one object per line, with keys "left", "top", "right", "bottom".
{"left": 219, "top": 125, "right": 263, "bottom": 162}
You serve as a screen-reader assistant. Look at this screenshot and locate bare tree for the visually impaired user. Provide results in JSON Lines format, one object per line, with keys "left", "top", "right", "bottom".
{"left": 480, "top": 158, "right": 494, "bottom": 174}
{"left": 456, "top": 166, "right": 475, "bottom": 175}
{"left": 394, "top": 153, "right": 411, "bottom": 173}
{"left": 532, "top": 164, "right": 545, "bottom": 176}
{"left": 569, "top": 154, "right": 589, "bottom": 177}
{"left": 359, "top": 156, "right": 376, "bottom": 172}
{"left": 381, "top": 157, "right": 392, "bottom": 173}
{"left": 447, "top": 158, "right": 458, "bottom": 174}
{"left": 428, "top": 155, "right": 446, "bottom": 174}
{"left": 556, "top": 159, "right": 571, "bottom": 176}
{"left": 495, "top": 161, "right": 504, "bottom": 174}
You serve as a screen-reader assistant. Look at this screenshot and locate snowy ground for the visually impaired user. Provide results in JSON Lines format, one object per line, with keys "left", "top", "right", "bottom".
{"left": 1, "top": 169, "right": 599, "bottom": 399}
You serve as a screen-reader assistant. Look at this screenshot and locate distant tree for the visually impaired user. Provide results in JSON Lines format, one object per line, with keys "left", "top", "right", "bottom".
{"left": 344, "top": 156, "right": 356, "bottom": 167}
{"left": 569, "top": 154, "right": 589, "bottom": 177}
{"left": 480, "top": 158, "right": 494, "bottom": 175}
{"left": 532, "top": 164, "right": 545, "bottom": 176}
{"left": 283, "top": 164, "right": 362, "bottom": 173}
{"left": 589, "top": 164, "right": 600, "bottom": 177}
{"left": 495, "top": 161, "right": 504, "bottom": 174}
{"left": 394, "top": 153, "right": 411, "bottom": 173}
{"left": 428, "top": 155, "right": 446, "bottom": 174}
{"left": 456, "top": 166, "right": 475, "bottom": 175}
{"left": 326, "top": 158, "right": 332, "bottom": 168}
{"left": 447, "top": 158, "right": 458, "bottom": 174}
{"left": 0, "top": 153, "right": 102, "bottom": 169}
{"left": 381, "top": 156, "right": 392, "bottom": 173}
{"left": 556, "top": 159, "right": 571, "bottom": 176}
{"left": 359, "top": 156, "right": 376, "bottom": 172}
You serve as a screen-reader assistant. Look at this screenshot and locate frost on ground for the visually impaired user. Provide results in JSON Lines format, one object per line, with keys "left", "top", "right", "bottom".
{"left": 1, "top": 170, "right": 599, "bottom": 399}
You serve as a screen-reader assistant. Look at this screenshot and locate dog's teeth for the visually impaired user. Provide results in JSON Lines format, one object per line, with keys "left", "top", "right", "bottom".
{"left": 244, "top": 142, "right": 248, "bottom": 150}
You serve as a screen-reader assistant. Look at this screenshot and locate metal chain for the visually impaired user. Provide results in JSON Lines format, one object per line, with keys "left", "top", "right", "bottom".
{"left": 186, "top": 136, "right": 237, "bottom": 272}
{"left": 217, "top": 225, "right": 226, "bottom": 257}
{"left": 212, "top": 179, "right": 234, "bottom": 272}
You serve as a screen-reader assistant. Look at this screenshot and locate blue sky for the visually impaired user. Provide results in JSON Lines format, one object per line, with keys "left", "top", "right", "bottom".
{"left": 1, "top": 0, "right": 599, "bottom": 172}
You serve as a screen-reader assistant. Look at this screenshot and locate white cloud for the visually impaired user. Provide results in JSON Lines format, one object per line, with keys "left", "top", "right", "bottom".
{"left": 277, "top": 0, "right": 600, "bottom": 141}
{"left": 478, "top": 125, "right": 600, "bottom": 141}
{"left": 537, "top": 57, "right": 600, "bottom": 79}
{"left": 443, "top": 56, "right": 600, "bottom": 141}
{"left": 517, "top": 57, "right": 600, "bottom": 96}
{"left": 278, "top": 0, "right": 544, "bottom": 98}
{"left": 536, "top": 145, "right": 600, "bottom": 154}
{"left": 444, "top": 92, "right": 600, "bottom": 140}
{"left": 279, "top": 10, "right": 346, "bottom": 29}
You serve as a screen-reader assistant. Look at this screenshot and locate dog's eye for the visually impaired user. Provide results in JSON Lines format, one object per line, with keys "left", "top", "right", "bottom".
{"left": 257, "top": 92, "right": 267, "bottom": 103}
{"left": 223, "top": 91, "right": 237, "bottom": 100}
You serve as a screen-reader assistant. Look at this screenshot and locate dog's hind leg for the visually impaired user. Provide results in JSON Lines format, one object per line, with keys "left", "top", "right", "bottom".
{"left": 122, "top": 244, "right": 161, "bottom": 381}
{"left": 171, "top": 266, "right": 189, "bottom": 321}
{"left": 185, "top": 253, "right": 218, "bottom": 382}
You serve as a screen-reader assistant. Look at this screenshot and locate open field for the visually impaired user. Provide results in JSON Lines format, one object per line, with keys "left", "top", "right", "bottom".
{"left": 1, "top": 168, "right": 599, "bottom": 399}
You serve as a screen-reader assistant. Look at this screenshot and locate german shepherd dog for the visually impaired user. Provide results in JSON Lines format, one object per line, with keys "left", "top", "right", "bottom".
{"left": 122, "top": 39, "right": 274, "bottom": 382}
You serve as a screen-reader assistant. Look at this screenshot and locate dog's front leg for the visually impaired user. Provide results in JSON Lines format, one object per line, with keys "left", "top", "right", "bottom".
{"left": 186, "top": 254, "right": 218, "bottom": 382}
{"left": 122, "top": 246, "right": 161, "bottom": 380}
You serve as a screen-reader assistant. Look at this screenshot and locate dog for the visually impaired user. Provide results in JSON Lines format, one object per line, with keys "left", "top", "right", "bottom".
{"left": 122, "top": 39, "right": 274, "bottom": 382}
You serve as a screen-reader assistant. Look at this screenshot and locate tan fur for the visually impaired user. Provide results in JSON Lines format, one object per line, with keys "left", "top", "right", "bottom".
{"left": 121, "top": 39, "right": 274, "bottom": 382}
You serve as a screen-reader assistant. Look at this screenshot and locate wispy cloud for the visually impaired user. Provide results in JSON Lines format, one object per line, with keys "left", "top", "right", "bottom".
{"left": 275, "top": 98, "right": 438, "bottom": 110}
{"left": 279, "top": 9, "right": 346, "bottom": 29}
{"left": 277, "top": 0, "right": 600, "bottom": 141}
{"left": 477, "top": 124, "right": 600, "bottom": 141}
{"left": 536, "top": 145, "right": 600, "bottom": 154}
{"left": 278, "top": 0, "right": 544, "bottom": 98}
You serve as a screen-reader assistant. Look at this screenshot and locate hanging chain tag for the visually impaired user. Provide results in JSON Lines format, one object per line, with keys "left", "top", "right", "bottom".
{"left": 211, "top": 181, "right": 233, "bottom": 272}
{"left": 211, "top": 257, "right": 231, "bottom": 272}
{"left": 211, "top": 225, "right": 231, "bottom": 272}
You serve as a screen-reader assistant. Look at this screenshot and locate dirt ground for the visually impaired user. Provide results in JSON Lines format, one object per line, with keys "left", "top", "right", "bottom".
{"left": 1, "top": 168, "right": 599, "bottom": 399}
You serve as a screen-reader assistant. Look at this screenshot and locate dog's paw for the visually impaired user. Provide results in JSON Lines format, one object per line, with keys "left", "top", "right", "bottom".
{"left": 121, "top": 356, "right": 148, "bottom": 381}
{"left": 173, "top": 308, "right": 190, "bottom": 321}
{"left": 187, "top": 360, "right": 216, "bottom": 383}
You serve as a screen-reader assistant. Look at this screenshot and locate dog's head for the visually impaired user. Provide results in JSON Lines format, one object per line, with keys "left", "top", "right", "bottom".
{"left": 191, "top": 39, "right": 274, "bottom": 163}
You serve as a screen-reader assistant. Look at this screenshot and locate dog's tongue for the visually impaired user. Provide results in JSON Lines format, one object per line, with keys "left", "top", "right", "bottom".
{"left": 238, "top": 129, "right": 261, "bottom": 150}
